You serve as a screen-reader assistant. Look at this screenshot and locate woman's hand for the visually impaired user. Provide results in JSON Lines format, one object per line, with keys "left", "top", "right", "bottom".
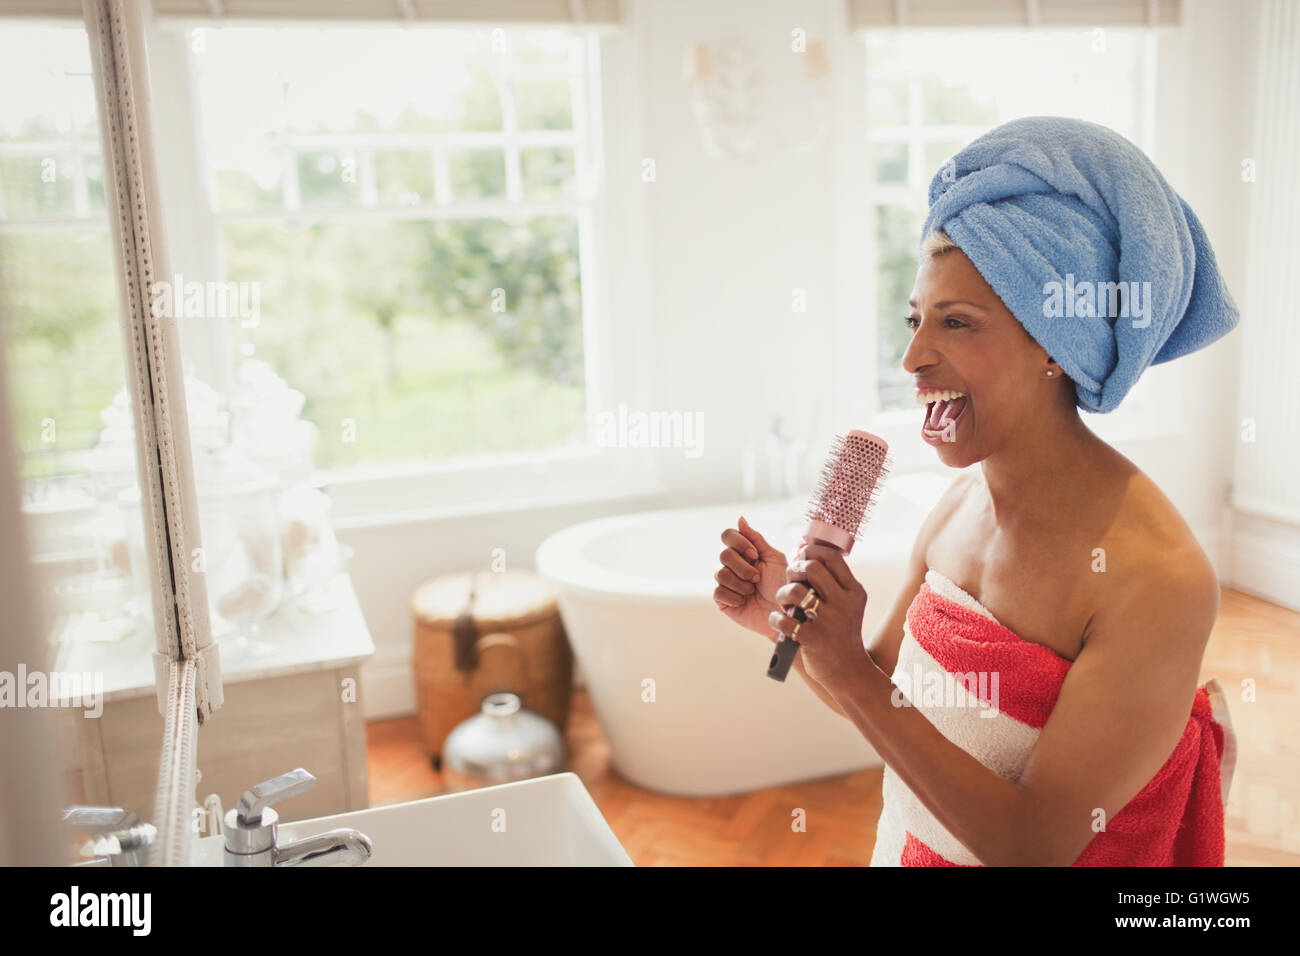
{"left": 713, "top": 516, "right": 788, "bottom": 638}
{"left": 771, "top": 543, "right": 870, "bottom": 689}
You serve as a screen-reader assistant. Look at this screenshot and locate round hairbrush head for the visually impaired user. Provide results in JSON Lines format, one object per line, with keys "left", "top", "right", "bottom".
{"left": 802, "top": 429, "right": 890, "bottom": 554}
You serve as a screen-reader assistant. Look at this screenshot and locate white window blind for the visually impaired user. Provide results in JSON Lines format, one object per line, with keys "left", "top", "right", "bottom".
{"left": 0, "top": 0, "right": 623, "bottom": 23}
{"left": 849, "top": 0, "right": 1180, "bottom": 28}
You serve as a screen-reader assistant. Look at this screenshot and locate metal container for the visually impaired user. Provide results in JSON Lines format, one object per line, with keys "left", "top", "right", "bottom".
{"left": 441, "top": 692, "right": 565, "bottom": 792}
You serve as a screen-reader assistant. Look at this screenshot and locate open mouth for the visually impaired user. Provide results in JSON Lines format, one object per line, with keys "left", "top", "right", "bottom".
{"left": 916, "top": 390, "right": 969, "bottom": 443}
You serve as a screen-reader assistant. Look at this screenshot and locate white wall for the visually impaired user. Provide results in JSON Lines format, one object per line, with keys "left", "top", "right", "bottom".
{"left": 351, "top": 0, "right": 1261, "bottom": 720}
{"left": 631, "top": 0, "right": 858, "bottom": 501}
{"left": 1223, "top": 0, "right": 1300, "bottom": 612}
{"left": 1130, "top": 0, "right": 1254, "bottom": 580}
{"left": 356, "top": 0, "right": 863, "bottom": 718}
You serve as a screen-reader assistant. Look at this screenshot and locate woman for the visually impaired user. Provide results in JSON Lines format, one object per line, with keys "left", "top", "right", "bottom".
{"left": 713, "top": 117, "right": 1238, "bottom": 866}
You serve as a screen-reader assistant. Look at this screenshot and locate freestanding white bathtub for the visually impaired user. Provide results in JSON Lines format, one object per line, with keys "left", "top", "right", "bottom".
{"left": 535, "top": 472, "right": 953, "bottom": 797}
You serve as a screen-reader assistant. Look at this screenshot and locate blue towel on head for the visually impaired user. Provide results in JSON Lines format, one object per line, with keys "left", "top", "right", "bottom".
{"left": 919, "top": 116, "right": 1239, "bottom": 414}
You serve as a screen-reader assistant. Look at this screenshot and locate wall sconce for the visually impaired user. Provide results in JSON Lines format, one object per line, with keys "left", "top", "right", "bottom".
{"left": 683, "top": 38, "right": 831, "bottom": 161}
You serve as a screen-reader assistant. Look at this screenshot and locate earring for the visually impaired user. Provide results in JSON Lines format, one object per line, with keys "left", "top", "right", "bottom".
{"left": 1046, "top": 370, "right": 1054, "bottom": 376}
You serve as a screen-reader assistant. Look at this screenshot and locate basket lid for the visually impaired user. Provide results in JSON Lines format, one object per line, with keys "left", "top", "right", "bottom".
{"left": 411, "top": 570, "right": 558, "bottom": 629}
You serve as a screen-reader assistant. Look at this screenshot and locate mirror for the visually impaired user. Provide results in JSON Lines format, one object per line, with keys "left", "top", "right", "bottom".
{"left": 4, "top": 5, "right": 601, "bottom": 864}
{"left": 0, "top": 18, "right": 165, "bottom": 864}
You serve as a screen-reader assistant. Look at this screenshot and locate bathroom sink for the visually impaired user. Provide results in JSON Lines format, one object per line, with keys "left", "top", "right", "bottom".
{"left": 190, "top": 772, "right": 633, "bottom": 866}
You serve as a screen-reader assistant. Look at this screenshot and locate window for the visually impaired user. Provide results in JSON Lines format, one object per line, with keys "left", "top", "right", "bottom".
{"left": 187, "top": 26, "right": 599, "bottom": 473}
{"left": 0, "top": 22, "right": 155, "bottom": 645}
{"left": 0, "top": 25, "right": 117, "bottom": 483}
{"left": 866, "top": 28, "right": 1167, "bottom": 431}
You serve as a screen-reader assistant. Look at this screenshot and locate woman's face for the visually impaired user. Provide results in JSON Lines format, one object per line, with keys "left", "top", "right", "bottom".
{"left": 903, "top": 248, "right": 1058, "bottom": 468}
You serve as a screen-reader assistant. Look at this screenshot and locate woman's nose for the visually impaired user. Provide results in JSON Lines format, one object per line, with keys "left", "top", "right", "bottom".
{"left": 902, "top": 321, "right": 938, "bottom": 374}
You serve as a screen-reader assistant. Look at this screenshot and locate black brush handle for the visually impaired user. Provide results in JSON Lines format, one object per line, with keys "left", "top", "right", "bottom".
{"left": 766, "top": 600, "right": 812, "bottom": 681}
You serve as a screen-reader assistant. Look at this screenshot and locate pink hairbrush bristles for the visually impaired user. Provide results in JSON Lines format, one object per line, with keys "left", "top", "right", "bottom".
{"left": 802, "top": 429, "right": 890, "bottom": 554}
{"left": 768, "top": 429, "right": 890, "bottom": 681}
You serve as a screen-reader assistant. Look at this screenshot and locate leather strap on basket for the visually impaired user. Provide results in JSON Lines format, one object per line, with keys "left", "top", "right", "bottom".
{"left": 451, "top": 574, "right": 479, "bottom": 673}
{"left": 472, "top": 633, "right": 532, "bottom": 697}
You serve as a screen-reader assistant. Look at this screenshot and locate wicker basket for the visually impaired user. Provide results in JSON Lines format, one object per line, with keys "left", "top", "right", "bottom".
{"left": 411, "top": 570, "right": 572, "bottom": 761}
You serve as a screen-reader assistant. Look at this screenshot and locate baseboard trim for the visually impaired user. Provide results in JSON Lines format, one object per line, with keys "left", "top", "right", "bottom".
{"left": 1228, "top": 511, "right": 1300, "bottom": 613}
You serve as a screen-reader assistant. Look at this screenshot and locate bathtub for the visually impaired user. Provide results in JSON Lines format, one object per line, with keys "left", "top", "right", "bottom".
{"left": 535, "top": 472, "right": 954, "bottom": 796}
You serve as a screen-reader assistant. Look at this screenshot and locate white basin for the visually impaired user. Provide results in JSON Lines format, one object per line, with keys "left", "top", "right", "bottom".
{"left": 190, "top": 772, "right": 633, "bottom": 866}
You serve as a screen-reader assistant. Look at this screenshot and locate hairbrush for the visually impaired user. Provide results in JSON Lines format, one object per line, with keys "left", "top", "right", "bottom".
{"left": 767, "top": 429, "right": 890, "bottom": 681}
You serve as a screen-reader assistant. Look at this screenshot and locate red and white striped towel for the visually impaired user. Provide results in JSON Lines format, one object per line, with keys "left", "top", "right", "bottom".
{"left": 870, "top": 569, "right": 1237, "bottom": 867}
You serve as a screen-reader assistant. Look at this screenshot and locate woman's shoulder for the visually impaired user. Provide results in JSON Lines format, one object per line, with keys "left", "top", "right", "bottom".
{"left": 1063, "top": 463, "right": 1220, "bottom": 661}
{"left": 1101, "top": 467, "right": 1220, "bottom": 620}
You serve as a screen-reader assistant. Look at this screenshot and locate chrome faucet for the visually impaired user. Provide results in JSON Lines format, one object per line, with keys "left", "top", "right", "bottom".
{"left": 62, "top": 806, "right": 156, "bottom": 867}
{"left": 222, "top": 768, "right": 372, "bottom": 867}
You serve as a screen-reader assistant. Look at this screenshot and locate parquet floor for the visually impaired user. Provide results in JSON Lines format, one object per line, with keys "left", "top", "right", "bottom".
{"left": 366, "top": 587, "right": 1300, "bottom": 866}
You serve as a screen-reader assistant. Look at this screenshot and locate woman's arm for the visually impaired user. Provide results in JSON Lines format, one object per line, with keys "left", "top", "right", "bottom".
{"left": 817, "top": 545, "right": 1218, "bottom": 866}
{"left": 791, "top": 651, "right": 847, "bottom": 718}
{"left": 1014, "top": 549, "right": 1219, "bottom": 865}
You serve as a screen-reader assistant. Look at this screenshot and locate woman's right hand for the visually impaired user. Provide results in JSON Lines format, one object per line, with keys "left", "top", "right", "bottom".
{"left": 713, "top": 516, "right": 789, "bottom": 639}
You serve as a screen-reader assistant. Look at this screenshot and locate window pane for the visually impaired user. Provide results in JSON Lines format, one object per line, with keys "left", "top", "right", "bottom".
{"left": 297, "top": 149, "right": 362, "bottom": 206}
{"left": 875, "top": 204, "right": 925, "bottom": 411}
{"left": 871, "top": 142, "right": 908, "bottom": 184}
{"left": 212, "top": 145, "right": 282, "bottom": 211}
{"left": 85, "top": 154, "right": 105, "bottom": 212}
{"left": 193, "top": 27, "right": 507, "bottom": 141}
{"left": 375, "top": 149, "right": 435, "bottom": 206}
{"left": 513, "top": 78, "right": 573, "bottom": 130}
{"left": 448, "top": 68, "right": 504, "bottom": 132}
{"left": 867, "top": 78, "right": 909, "bottom": 126}
{"left": 521, "top": 147, "right": 576, "bottom": 199}
{"left": 219, "top": 215, "right": 586, "bottom": 468}
{"left": 510, "top": 32, "right": 576, "bottom": 71}
{"left": 0, "top": 154, "right": 76, "bottom": 218}
{"left": 2, "top": 231, "right": 123, "bottom": 479}
{"left": 921, "top": 73, "right": 998, "bottom": 126}
{"left": 447, "top": 148, "right": 506, "bottom": 200}
{"left": 191, "top": 26, "right": 594, "bottom": 474}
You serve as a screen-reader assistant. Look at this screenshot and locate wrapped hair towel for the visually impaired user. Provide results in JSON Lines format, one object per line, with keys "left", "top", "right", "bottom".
{"left": 920, "top": 116, "right": 1239, "bottom": 414}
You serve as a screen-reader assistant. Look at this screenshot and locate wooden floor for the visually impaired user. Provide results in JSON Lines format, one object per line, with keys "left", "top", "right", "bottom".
{"left": 366, "top": 586, "right": 1300, "bottom": 866}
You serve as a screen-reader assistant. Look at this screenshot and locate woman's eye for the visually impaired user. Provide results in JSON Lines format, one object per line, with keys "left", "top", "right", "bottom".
{"left": 904, "top": 315, "right": 965, "bottom": 330}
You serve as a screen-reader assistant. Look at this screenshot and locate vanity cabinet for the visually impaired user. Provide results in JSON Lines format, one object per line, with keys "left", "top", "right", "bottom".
{"left": 58, "top": 571, "right": 375, "bottom": 829}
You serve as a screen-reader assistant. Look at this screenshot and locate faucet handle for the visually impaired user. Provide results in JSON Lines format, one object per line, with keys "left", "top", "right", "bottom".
{"left": 235, "top": 768, "right": 316, "bottom": 826}
{"left": 62, "top": 806, "right": 139, "bottom": 832}
{"left": 62, "top": 806, "right": 154, "bottom": 866}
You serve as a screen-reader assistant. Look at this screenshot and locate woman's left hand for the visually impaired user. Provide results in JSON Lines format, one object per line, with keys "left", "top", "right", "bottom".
{"left": 770, "top": 543, "right": 870, "bottom": 690}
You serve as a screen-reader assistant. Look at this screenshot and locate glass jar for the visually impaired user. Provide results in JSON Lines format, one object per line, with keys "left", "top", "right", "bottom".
{"left": 121, "top": 444, "right": 283, "bottom": 657}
